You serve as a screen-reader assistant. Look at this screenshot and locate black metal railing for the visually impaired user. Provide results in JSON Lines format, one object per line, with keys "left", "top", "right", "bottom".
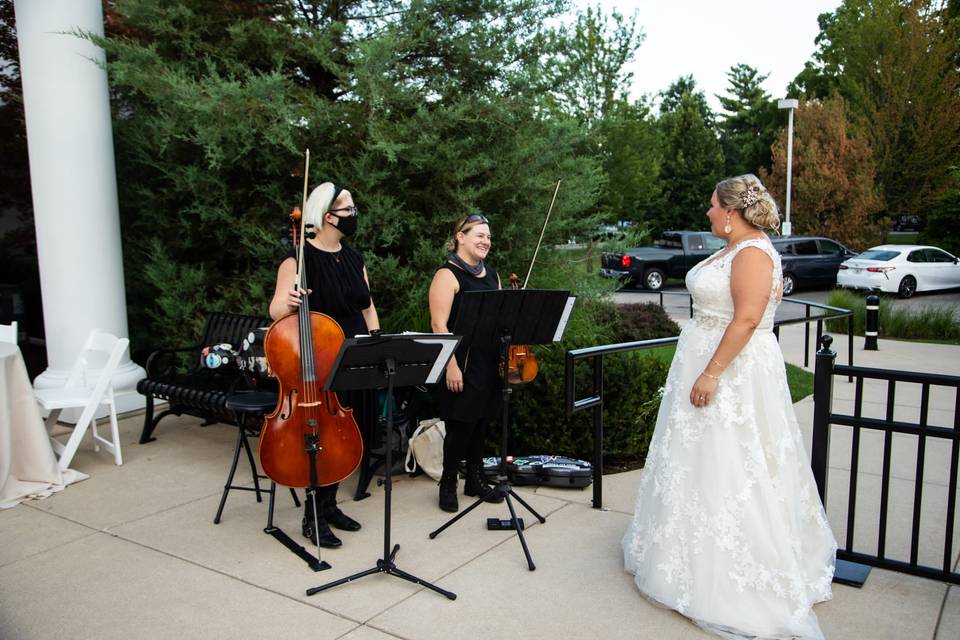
{"left": 657, "top": 289, "right": 854, "bottom": 372}
{"left": 564, "top": 336, "right": 680, "bottom": 510}
{"left": 812, "top": 334, "right": 960, "bottom": 585}
{"left": 566, "top": 297, "right": 855, "bottom": 510}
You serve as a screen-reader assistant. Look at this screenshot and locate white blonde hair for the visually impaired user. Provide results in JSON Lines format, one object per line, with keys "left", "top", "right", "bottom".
{"left": 715, "top": 174, "right": 781, "bottom": 231}
{"left": 302, "top": 183, "right": 336, "bottom": 229}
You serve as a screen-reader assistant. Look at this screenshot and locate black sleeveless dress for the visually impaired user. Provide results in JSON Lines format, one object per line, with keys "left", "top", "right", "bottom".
{"left": 437, "top": 263, "right": 502, "bottom": 422}
{"left": 298, "top": 241, "right": 375, "bottom": 476}
{"left": 300, "top": 241, "right": 370, "bottom": 337}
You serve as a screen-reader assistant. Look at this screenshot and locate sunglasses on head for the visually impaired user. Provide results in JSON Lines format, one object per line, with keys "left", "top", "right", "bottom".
{"left": 457, "top": 213, "right": 489, "bottom": 232}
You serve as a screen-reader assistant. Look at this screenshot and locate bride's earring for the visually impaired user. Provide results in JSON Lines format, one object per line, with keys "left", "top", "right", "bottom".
{"left": 723, "top": 214, "right": 733, "bottom": 235}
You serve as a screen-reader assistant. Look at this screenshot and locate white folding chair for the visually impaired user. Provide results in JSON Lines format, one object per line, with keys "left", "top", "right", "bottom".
{"left": 35, "top": 330, "right": 129, "bottom": 470}
{"left": 0, "top": 321, "right": 17, "bottom": 345}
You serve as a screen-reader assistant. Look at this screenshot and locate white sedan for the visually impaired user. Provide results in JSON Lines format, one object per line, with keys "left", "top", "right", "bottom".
{"left": 837, "top": 244, "right": 960, "bottom": 298}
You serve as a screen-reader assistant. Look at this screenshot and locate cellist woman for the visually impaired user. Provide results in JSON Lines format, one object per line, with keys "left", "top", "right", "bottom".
{"left": 268, "top": 183, "right": 380, "bottom": 548}
{"left": 428, "top": 213, "right": 504, "bottom": 513}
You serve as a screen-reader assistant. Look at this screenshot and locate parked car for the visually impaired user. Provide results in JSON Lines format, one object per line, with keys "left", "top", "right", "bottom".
{"left": 600, "top": 230, "right": 726, "bottom": 290}
{"left": 837, "top": 245, "right": 960, "bottom": 298}
{"left": 770, "top": 236, "right": 856, "bottom": 296}
{"left": 892, "top": 214, "right": 924, "bottom": 232}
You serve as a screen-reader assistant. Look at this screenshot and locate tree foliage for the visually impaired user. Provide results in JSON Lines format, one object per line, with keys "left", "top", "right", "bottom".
{"left": 761, "top": 98, "right": 885, "bottom": 251}
{"left": 552, "top": 4, "right": 643, "bottom": 129}
{"left": 595, "top": 98, "right": 663, "bottom": 223}
{"left": 789, "top": 0, "right": 960, "bottom": 216}
{"left": 652, "top": 76, "right": 724, "bottom": 235}
{"left": 918, "top": 168, "right": 960, "bottom": 256}
{"left": 717, "top": 64, "right": 779, "bottom": 177}
{"left": 97, "top": 0, "right": 603, "bottom": 350}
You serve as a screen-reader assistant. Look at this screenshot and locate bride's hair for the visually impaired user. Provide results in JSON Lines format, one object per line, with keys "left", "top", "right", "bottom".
{"left": 715, "top": 174, "right": 781, "bottom": 231}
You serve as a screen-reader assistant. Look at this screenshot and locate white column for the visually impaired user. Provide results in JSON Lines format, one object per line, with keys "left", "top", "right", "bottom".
{"left": 15, "top": 0, "right": 144, "bottom": 413}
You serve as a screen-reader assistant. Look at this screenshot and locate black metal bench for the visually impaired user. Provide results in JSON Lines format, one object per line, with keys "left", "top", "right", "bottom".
{"left": 137, "top": 312, "right": 271, "bottom": 444}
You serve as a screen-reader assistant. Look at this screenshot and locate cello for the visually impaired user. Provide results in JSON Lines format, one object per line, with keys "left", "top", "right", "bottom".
{"left": 258, "top": 150, "right": 364, "bottom": 490}
{"left": 504, "top": 179, "right": 561, "bottom": 384}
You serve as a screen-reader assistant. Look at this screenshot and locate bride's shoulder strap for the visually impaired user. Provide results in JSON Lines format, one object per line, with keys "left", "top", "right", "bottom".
{"left": 730, "top": 236, "right": 780, "bottom": 269}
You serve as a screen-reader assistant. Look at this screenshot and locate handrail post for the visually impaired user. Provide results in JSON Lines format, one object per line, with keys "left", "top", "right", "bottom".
{"left": 591, "top": 354, "right": 604, "bottom": 509}
{"left": 804, "top": 305, "right": 811, "bottom": 367}
{"left": 847, "top": 314, "right": 854, "bottom": 382}
{"left": 811, "top": 334, "right": 836, "bottom": 503}
{"left": 864, "top": 294, "right": 879, "bottom": 351}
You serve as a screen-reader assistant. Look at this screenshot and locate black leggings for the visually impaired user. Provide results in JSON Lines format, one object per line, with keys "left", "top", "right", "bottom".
{"left": 442, "top": 418, "right": 488, "bottom": 474}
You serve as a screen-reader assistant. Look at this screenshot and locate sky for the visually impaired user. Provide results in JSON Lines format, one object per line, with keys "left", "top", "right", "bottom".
{"left": 574, "top": 0, "right": 842, "bottom": 112}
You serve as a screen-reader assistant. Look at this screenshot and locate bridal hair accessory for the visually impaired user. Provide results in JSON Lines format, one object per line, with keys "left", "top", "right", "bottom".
{"left": 739, "top": 185, "right": 763, "bottom": 209}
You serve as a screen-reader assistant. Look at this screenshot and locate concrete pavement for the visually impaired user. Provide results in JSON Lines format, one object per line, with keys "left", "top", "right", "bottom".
{"left": 2, "top": 327, "right": 958, "bottom": 639}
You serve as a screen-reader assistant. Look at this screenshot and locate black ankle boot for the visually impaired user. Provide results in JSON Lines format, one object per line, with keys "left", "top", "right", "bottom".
{"left": 464, "top": 463, "right": 503, "bottom": 503}
{"left": 322, "top": 493, "right": 361, "bottom": 532}
{"left": 302, "top": 494, "right": 342, "bottom": 548}
{"left": 438, "top": 470, "right": 459, "bottom": 513}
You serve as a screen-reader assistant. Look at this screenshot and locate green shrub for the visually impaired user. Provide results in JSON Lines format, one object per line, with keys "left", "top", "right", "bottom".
{"left": 509, "top": 297, "right": 674, "bottom": 468}
{"left": 825, "top": 289, "right": 960, "bottom": 343}
{"left": 614, "top": 302, "right": 682, "bottom": 342}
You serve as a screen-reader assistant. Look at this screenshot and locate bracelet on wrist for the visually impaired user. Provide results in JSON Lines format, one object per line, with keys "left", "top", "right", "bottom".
{"left": 710, "top": 358, "right": 725, "bottom": 370}
{"left": 701, "top": 371, "right": 720, "bottom": 381}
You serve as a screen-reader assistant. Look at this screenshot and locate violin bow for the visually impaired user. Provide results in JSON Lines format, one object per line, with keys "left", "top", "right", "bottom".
{"left": 294, "top": 149, "right": 311, "bottom": 294}
{"left": 522, "top": 179, "right": 561, "bottom": 289}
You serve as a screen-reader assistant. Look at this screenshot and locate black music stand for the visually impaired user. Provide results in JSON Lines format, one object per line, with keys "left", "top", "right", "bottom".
{"left": 306, "top": 333, "right": 461, "bottom": 600}
{"left": 428, "top": 288, "right": 573, "bottom": 571}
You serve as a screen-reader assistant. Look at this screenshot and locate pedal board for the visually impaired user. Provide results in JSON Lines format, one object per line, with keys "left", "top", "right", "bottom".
{"left": 487, "top": 517, "right": 525, "bottom": 531}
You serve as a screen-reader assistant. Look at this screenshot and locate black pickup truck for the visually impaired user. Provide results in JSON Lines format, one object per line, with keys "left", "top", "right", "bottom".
{"left": 600, "top": 231, "right": 727, "bottom": 290}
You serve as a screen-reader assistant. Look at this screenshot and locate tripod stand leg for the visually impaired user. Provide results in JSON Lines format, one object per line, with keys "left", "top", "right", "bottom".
{"left": 428, "top": 488, "right": 493, "bottom": 539}
{"left": 508, "top": 489, "right": 547, "bottom": 524}
{"left": 504, "top": 494, "right": 536, "bottom": 571}
{"left": 388, "top": 564, "right": 457, "bottom": 600}
{"left": 306, "top": 566, "right": 382, "bottom": 596}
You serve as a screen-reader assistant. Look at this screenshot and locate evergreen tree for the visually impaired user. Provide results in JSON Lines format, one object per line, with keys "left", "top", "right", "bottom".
{"left": 595, "top": 98, "right": 663, "bottom": 224}
{"left": 652, "top": 77, "right": 724, "bottom": 235}
{"left": 761, "top": 98, "right": 885, "bottom": 251}
{"left": 96, "top": 0, "right": 602, "bottom": 349}
{"left": 717, "top": 64, "right": 779, "bottom": 176}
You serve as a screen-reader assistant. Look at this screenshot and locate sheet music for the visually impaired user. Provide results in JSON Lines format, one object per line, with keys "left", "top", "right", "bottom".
{"left": 412, "top": 336, "right": 459, "bottom": 383}
{"left": 552, "top": 296, "right": 576, "bottom": 342}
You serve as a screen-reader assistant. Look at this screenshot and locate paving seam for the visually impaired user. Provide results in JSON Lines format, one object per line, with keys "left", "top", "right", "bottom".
{"left": 98, "top": 527, "right": 371, "bottom": 625}
{"left": 0, "top": 503, "right": 101, "bottom": 570}
{"left": 358, "top": 498, "right": 576, "bottom": 626}
{"left": 932, "top": 585, "right": 951, "bottom": 640}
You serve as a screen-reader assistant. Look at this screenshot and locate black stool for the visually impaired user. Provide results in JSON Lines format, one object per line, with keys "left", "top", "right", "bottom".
{"left": 214, "top": 391, "right": 300, "bottom": 524}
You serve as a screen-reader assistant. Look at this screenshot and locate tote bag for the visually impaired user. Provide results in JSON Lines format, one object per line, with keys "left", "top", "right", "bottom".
{"left": 404, "top": 418, "right": 445, "bottom": 481}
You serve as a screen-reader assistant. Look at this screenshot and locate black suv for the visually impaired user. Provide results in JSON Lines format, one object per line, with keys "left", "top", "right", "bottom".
{"left": 892, "top": 214, "right": 924, "bottom": 232}
{"left": 770, "top": 236, "right": 855, "bottom": 295}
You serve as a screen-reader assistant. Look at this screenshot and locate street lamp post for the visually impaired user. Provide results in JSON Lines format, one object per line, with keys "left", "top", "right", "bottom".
{"left": 777, "top": 98, "right": 799, "bottom": 237}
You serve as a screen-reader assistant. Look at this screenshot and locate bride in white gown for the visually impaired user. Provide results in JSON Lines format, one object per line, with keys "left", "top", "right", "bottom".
{"left": 622, "top": 175, "right": 837, "bottom": 640}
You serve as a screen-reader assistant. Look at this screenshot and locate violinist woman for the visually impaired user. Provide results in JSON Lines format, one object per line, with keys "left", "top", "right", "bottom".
{"left": 428, "top": 213, "right": 505, "bottom": 512}
{"left": 268, "top": 183, "right": 380, "bottom": 548}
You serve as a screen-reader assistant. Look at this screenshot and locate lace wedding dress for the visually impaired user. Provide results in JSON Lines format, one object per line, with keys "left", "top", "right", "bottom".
{"left": 622, "top": 237, "right": 837, "bottom": 640}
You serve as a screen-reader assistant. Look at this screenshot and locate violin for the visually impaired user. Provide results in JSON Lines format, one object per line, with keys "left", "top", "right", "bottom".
{"left": 505, "top": 273, "right": 539, "bottom": 384}
{"left": 503, "top": 179, "right": 561, "bottom": 385}
{"left": 258, "top": 150, "right": 364, "bottom": 488}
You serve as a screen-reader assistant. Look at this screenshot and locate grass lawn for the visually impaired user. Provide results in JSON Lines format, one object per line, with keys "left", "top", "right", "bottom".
{"left": 886, "top": 232, "right": 920, "bottom": 244}
{"left": 646, "top": 344, "right": 815, "bottom": 403}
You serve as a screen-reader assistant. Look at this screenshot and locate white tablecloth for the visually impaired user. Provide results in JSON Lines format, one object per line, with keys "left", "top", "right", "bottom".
{"left": 0, "top": 342, "right": 87, "bottom": 508}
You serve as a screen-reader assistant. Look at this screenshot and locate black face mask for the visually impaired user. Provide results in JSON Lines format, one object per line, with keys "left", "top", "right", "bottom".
{"left": 333, "top": 213, "right": 358, "bottom": 237}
